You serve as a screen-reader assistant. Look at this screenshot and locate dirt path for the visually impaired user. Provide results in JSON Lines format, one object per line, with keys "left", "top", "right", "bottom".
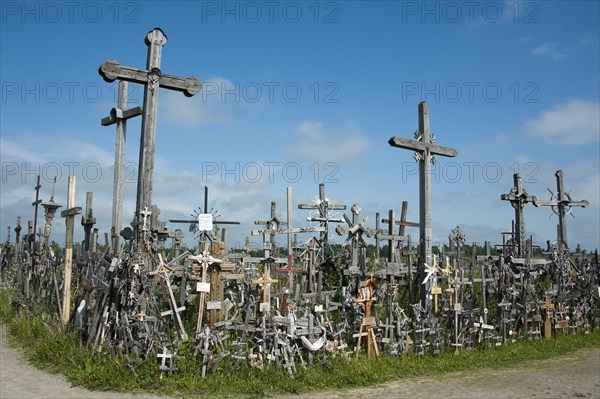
{"left": 2, "top": 323, "right": 599, "bottom": 399}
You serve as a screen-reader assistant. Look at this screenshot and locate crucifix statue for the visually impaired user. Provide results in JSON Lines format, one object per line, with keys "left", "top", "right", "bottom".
{"left": 501, "top": 174, "right": 536, "bottom": 257}
{"left": 99, "top": 28, "right": 201, "bottom": 245}
{"left": 388, "top": 101, "right": 458, "bottom": 306}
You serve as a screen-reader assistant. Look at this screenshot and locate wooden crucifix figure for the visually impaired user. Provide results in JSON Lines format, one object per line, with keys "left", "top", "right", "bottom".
{"left": 388, "top": 101, "right": 458, "bottom": 306}
{"left": 99, "top": 28, "right": 201, "bottom": 244}
{"left": 501, "top": 174, "right": 536, "bottom": 257}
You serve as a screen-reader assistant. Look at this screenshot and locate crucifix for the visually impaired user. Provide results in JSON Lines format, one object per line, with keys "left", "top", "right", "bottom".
{"left": 298, "top": 183, "right": 346, "bottom": 262}
{"left": 336, "top": 203, "right": 374, "bottom": 279}
{"left": 252, "top": 260, "right": 279, "bottom": 313}
{"left": 501, "top": 174, "right": 537, "bottom": 257}
{"left": 81, "top": 192, "right": 96, "bottom": 252}
{"left": 99, "top": 28, "right": 201, "bottom": 244}
{"left": 169, "top": 186, "right": 240, "bottom": 253}
{"left": 388, "top": 101, "right": 458, "bottom": 307}
{"left": 41, "top": 178, "right": 61, "bottom": 257}
{"left": 101, "top": 81, "right": 143, "bottom": 254}
{"left": 533, "top": 170, "right": 588, "bottom": 250}
{"left": 60, "top": 176, "right": 82, "bottom": 327}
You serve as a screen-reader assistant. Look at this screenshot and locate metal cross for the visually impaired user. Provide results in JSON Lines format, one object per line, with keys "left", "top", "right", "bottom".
{"left": 388, "top": 101, "right": 458, "bottom": 307}
{"left": 99, "top": 28, "right": 201, "bottom": 244}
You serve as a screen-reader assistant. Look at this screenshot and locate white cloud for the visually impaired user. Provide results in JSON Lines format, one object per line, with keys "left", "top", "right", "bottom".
{"left": 160, "top": 77, "right": 238, "bottom": 126}
{"left": 532, "top": 42, "right": 566, "bottom": 60}
{"left": 290, "top": 121, "right": 371, "bottom": 163}
{"left": 525, "top": 99, "right": 600, "bottom": 145}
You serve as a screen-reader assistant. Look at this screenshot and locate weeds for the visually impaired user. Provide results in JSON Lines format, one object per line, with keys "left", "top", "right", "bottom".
{"left": 1, "top": 287, "right": 599, "bottom": 399}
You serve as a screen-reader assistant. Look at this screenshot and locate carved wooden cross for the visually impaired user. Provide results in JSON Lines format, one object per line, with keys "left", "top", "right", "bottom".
{"left": 99, "top": 28, "right": 201, "bottom": 243}
{"left": 101, "top": 81, "right": 143, "bottom": 254}
{"left": 60, "top": 176, "right": 82, "bottom": 327}
{"left": 353, "top": 274, "right": 380, "bottom": 359}
{"left": 541, "top": 295, "right": 554, "bottom": 340}
{"left": 533, "top": 170, "right": 588, "bottom": 250}
{"left": 252, "top": 262, "right": 279, "bottom": 313}
{"left": 501, "top": 174, "right": 536, "bottom": 257}
{"left": 389, "top": 101, "right": 458, "bottom": 307}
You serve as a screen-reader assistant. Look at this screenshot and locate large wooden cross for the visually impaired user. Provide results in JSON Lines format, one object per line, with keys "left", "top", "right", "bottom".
{"left": 101, "top": 81, "right": 143, "bottom": 254}
{"left": 501, "top": 174, "right": 536, "bottom": 257}
{"left": 388, "top": 101, "right": 457, "bottom": 306}
{"left": 533, "top": 170, "right": 588, "bottom": 250}
{"left": 99, "top": 28, "right": 201, "bottom": 243}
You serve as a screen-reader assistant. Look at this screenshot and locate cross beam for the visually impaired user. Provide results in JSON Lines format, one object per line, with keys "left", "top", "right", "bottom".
{"left": 388, "top": 101, "right": 458, "bottom": 306}
{"left": 533, "top": 170, "right": 588, "bottom": 250}
{"left": 98, "top": 28, "right": 201, "bottom": 244}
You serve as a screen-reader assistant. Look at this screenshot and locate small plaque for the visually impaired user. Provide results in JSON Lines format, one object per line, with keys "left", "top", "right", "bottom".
{"left": 198, "top": 213, "right": 213, "bottom": 231}
{"left": 431, "top": 286, "right": 442, "bottom": 294}
{"left": 362, "top": 316, "right": 376, "bottom": 327}
{"left": 556, "top": 320, "right": 570, "bottom": 329}
{"left": 314, "top": 304, "right": 324, "bottom": 313}
{"left": 196, "top": 282, "right": 210, "bottom": 293}
{"left": 207, "top": 301, "right": 221, "bottom": 310}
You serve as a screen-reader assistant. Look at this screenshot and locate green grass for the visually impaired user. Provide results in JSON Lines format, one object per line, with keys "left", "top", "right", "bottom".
{"left": 1, "top": 287, "right": 599, "bottom": 399}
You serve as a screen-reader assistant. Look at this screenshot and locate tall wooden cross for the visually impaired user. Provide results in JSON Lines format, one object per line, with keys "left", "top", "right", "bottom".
{"left": 101, "top": 81, "right": 143, "bottom": 254}
{"left": 533, "top": 170, "right": 588, "bottom": 250}
{"left": 60, "top": 176, "right": 82, "bottom": 327}
{"left": 99, "top": 28, "right": 201, "bottom": 244}
{"left": 501, "top": 174, "right": 536, "bottom": 257}
{"left": 388, "top": 101, "right": 458, "bottom": 306}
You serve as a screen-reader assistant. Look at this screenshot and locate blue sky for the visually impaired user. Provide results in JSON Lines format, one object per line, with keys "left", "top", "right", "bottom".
{"left": 1, "top": 1, "right": 599, "bottom": 252}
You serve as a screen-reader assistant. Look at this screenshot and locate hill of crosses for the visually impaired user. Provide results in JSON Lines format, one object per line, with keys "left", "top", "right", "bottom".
{"left": 1, "top": 28, "right": 597, "bottom": 378}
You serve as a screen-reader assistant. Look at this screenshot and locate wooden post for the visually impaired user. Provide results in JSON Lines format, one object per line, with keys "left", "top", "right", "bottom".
{"left": 60, "top": 176, "right": 82, "bottom": 327}
{"left": 101, "top": 81, "right": 143, "bottom": 254}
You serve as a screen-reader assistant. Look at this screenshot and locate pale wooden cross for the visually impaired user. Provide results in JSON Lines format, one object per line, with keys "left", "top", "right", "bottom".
{"left": 60, "top": 176, "right": 82, "bottom": 327}
{"left": 99, "top": 28, "right": 201, "bottom": 243}
{"left": 252, "top": 262, "right": 279, "bottom": 313}
{"left": 501, "top": 174, "right": 537, "bottom": 257}
{"left": 388, "top": 101, "right": 458, "bottom": 307}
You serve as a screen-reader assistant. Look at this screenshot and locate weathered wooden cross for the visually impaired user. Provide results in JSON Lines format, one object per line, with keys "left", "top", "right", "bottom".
{"left": 501, "top": 174, "right": 536, "bottom": 257}
{"left": 60, "top": 176, "right": 82, "bottom": 327}
{"left": 388, "top": 101, "right": 458, "bottom": 306}
{"left": 533, "top": 170, "right": 588, "bottom": 250}
{"left": 99, "top": 28, "right": 201, "bottom": 244}
{"left": 101, "top": 81, "right": 143, "bottom": 254}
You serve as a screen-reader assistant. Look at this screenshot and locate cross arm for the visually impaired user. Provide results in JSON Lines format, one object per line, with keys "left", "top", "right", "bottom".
{"left": 99, "top": 61, "right": 202, "bottom": 97}
{"left": 61, "top": 207, "right": 82, "bottom": 217}
{"left": 533, "top": 199, "right": 589, "bottom": 208}
{"left": 388, "top": 136, "right": 458, "bottom": 158}
{"left": 381, "top": 218, "right": 420, "bottom": 228}
{"left": 101, "top": 106, "right": 143, "bottom": 126}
